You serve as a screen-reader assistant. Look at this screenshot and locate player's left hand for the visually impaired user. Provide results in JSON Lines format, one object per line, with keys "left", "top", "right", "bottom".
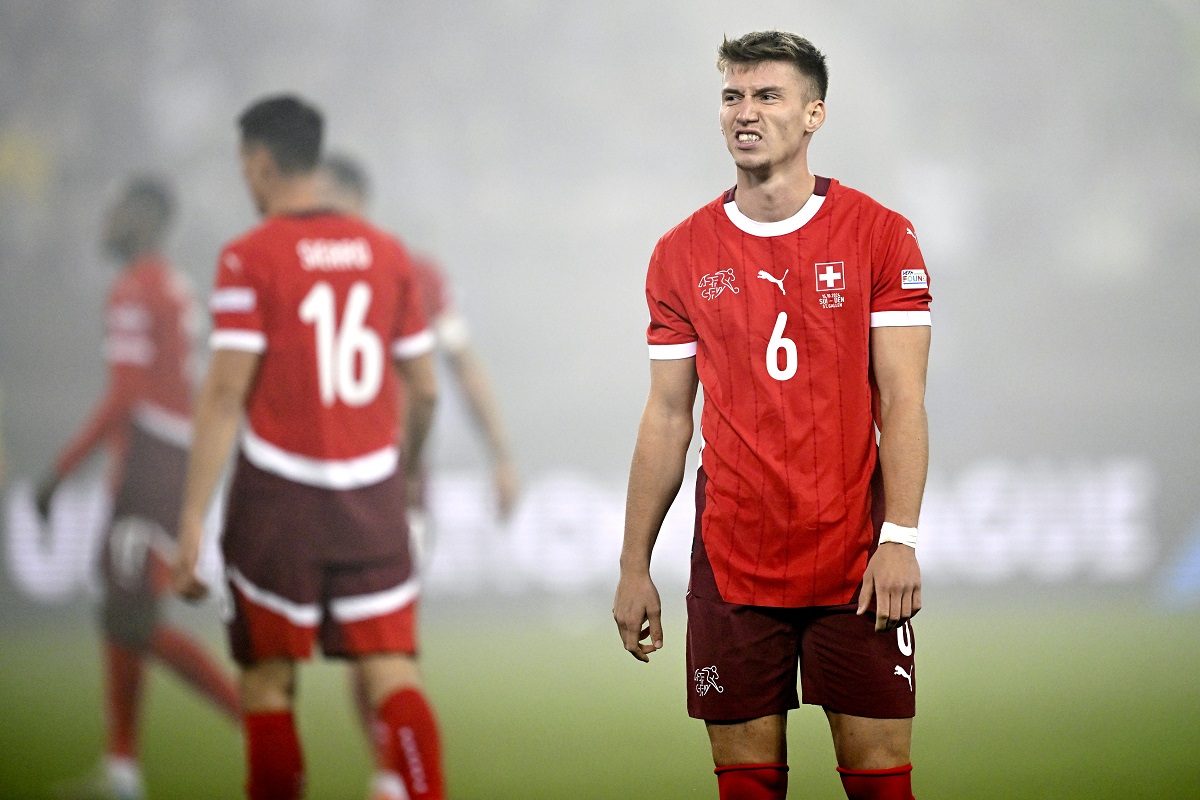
{"left": 35, "top": 473, "right": 60, "bottom": 520}
{"left": 171, "top": 519, "right": 209, "bottom": 602}
{"left": 857, "top": 542, "right": 921, "bottom": 633}
{"left": 493, "top": 459, "right": 520, "bottom": 520}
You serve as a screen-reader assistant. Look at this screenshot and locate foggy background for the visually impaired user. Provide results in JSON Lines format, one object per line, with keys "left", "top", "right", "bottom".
{"left": 2, "top": 1, "right": 1199, "bottom": 609}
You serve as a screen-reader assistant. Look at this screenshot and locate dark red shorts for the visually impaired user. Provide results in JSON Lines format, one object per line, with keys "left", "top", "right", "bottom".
{"left": 222, "top": 455, "right": 418, "bottom": 667}
{"left": 101, "top": 424, "right": 186, "bottom": 649}
{"left": 686, "top": 530, "right": 916, "bottom": 721}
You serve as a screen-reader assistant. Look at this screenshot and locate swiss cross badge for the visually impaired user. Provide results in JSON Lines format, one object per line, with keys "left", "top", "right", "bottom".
{"left": 814, "top": 261, "right": 845, "bottom": 292}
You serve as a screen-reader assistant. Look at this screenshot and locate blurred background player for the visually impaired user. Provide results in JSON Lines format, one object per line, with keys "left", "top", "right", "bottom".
{"left": 171, "top": 95, "right": 446, "bottom": 800}
{"left": 316, "top": 153, "right": 519, "bottom": 800}
{"left": 316, "top": 153, "right": 519, "bottom": 520}
{"left": 34, "top": 177, "right": 240, "bottom": 800}
{"left": 614, "top": 31, "right": 931, "bottom": 800}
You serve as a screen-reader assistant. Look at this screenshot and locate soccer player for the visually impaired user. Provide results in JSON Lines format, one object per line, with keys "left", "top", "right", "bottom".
{"left": 170, "top": 95, "right": 446, "bottom": 800}
{"left": 316, "top": 154, "right": 519, "bottom": 520}
{"left": 316, "top": 153, "right": 519, "bottom": 800}
{"left": 35, "top": 178, "right": 241, "bottom": 800}
{"left": 613, "top": 31, "right": 932, "bottom": 800}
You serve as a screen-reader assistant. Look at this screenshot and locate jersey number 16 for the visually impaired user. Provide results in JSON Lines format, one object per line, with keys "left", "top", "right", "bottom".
{"left": 299, "top": 280, "right": 384, "bottom": 408}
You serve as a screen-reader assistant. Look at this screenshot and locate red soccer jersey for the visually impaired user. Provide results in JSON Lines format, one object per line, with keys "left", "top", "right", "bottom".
{"left": 55, "top": 255, "right": 197, "bottom": 482}
{"left": 209, "top": 212, "right": 433, "bottom": 490}
{"left": 646, "top": 177, "right": 932, "bottom": 608}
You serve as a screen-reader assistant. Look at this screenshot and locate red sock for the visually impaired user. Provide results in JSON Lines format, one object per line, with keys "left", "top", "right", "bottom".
{"left": 378, "top": 688, "right": 445, "bottom": 799}
{"left": 104, "top": 639, "right": 145, "bottom": 759}
{"left": 714, "top": 763, "right": 788, "bottom": 799}
{"left": 244, "top": 711, "right": 304, "bottom": 800}
{"left": 151, "top": 626, "right": 241, "bottom": 721}
{"left": 837, "top": 763, "right": 914, "bottom": 800}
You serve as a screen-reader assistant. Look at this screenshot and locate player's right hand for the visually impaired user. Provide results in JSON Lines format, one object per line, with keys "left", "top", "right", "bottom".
{"left": 34, "top": 473, "right": 59, "bottom": 520}
{"left": 171, "top": 520, "right": 209, "bottom": 602}
{"left": 613, "top": 571, "right": 664, "bottom": 663}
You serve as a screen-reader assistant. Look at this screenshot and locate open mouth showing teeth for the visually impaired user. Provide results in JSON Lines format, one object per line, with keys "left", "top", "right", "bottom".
{"left": 737, "top": 133, "right": 761, "bottom": 143}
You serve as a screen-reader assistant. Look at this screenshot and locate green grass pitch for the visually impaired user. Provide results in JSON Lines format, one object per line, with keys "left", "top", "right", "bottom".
{"left": 1, "top": 603, "right": 1198, "bottom": 798}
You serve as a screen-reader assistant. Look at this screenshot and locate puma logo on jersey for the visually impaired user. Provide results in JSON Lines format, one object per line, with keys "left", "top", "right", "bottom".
{"left": 297, "top": 238, "right": 373, "bottom": 271}
{"left": 894, "top": 664, "right": 913, "bottom": 692}
{"left": 694, "top": 666, "right": 725, "bottom": 696}
{"left": 698, "top": 269, "right": 739, "bottom": 300}
{"left": 905, "top": 227, "right": 918, "bottom": 242}
{"left": 757, "top": 269, "right": 788, "bottom": 295}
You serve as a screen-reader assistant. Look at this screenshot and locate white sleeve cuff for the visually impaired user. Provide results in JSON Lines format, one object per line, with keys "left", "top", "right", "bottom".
{"left": 210, "top": 329, "right": 267, "bottom": 353}
{"left": 648, "top": 341, "right": 698, "bottom": 360}
{"left": 870, "top": 310, "right": 931, "bottom": 328}
{"left": 393, "top": 329, "right": 437, "bottom": 360}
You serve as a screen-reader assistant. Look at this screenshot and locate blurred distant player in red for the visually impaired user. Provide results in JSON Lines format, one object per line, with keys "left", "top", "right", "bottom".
{"left": 316, "top": 154, "right": 518, "bottom": 800}
{"left": 171, "top": 95, "right": 445, "bottom": 800}
{"left": 614, "top": 31, "right": 932, "bottom": 800}
{"left": 35, "top": 178, "right": 240, "bottom": 800}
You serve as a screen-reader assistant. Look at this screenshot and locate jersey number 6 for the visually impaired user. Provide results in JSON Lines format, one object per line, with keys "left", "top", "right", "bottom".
{"left": 766, "top": 311, "right": 797, "bottom": 381}
{"left": 299, "top": 280, "right": 384, "bottom": 408}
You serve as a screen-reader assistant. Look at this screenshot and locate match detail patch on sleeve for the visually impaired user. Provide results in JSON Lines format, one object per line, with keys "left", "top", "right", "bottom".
{"left": 901, "top": 269, "right": 928, "bottom": 290}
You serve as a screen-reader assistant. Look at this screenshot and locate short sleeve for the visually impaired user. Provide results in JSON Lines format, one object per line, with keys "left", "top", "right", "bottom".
{"left": 645, "top": 240, "right": 698, "bottom": 359}
{"left": 869, "top": 213, "right": 932, "bottom": 328}
{"left": 209, "top": 247, "right": 267, "bottom": 352}
{"left": 390, "top": 244, "right": 435, "bottom": 361}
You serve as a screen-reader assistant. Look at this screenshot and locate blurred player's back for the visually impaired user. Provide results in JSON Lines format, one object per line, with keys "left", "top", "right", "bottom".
{"left": 212, "top": 212, "right": 432, "bottom": 488}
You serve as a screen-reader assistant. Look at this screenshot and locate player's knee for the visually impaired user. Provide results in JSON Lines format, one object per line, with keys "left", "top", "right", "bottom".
{"left": 358, "top": 652, "right": 421, "bottom": 707}
{"left": 240, "top": 659, "right": 297, "bottom": 712}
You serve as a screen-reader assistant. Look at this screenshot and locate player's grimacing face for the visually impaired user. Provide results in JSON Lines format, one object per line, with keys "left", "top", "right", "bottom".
{"left": 720, "top": 61, "right": 824, "bottom": 173}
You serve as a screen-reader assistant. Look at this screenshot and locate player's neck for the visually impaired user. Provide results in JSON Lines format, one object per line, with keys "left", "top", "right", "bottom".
{"left": 733, "top": 162, "right": 816, "bottom": 224}
{"left": 262, "top": 177, "right": 322, "bottom": 218}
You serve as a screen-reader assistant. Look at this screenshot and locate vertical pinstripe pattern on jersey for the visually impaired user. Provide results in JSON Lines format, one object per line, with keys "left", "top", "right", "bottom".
{"left": 699, "top": 213, "right": 735, "bottom": 602}
{"left": 832, "top": 203, "right": 857, "bottom": 597}
{"left": 769, "top": 236, "right": 793, "bottom": 607}
{"left": 723, "top": 219, "right": 750, "bottom": 602}
{"left": 797, "top": 228, "right": 822, "bottom": 608}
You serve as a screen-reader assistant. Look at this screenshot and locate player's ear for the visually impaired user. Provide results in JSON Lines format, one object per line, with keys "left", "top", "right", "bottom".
{"left": 805, "top": 98, "right": 826, "bottom": 133}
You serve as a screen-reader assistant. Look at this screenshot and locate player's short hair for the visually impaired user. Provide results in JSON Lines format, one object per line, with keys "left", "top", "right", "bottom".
{"left": 237, "top": 94, "right": 324, "bottom": 174}
{"left": 717, "top": 30, "right": 829, "bottom": 101}
{"left": 320, "top": 153, "right": 370, "bottom": 200}
{"left": 121, "top": 176, "right": 174, "bottom": 234}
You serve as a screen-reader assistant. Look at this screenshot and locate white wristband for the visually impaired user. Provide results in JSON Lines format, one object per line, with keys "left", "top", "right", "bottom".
{"left": 879, "top": 522, "right": 918, "bottom": 549}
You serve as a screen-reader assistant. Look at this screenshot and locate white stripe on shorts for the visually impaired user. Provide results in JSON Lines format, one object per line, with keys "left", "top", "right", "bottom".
{"left": 228, "top": 567, "right": 320, "bottom": 627}
{"left": 328, "top": 574, "right": 420, "bottom": 623}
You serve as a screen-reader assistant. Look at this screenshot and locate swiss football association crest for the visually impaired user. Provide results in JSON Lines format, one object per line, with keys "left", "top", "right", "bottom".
{"left": 694, "top": 665, "right": 724, "bottom": 696}
{"left": 814, "top": 261, "right": 845, "bottom": 292}
{"left": 698, "top": 269, "right": 739, "bottom": 300}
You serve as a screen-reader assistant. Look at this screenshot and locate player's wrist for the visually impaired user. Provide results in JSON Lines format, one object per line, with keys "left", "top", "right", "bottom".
{"left": 878, "top": 521, "right": 918, "bottom": 549}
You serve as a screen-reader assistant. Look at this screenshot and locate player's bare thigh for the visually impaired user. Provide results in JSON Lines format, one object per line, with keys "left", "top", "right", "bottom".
{"left": 825, "top": 711, "right": 911, "bottom": 770}
{"left": 705, "top": 714, "right": 787, "bottom": 766}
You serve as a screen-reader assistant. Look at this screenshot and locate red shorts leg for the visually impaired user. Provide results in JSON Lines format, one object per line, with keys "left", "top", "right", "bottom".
{"left": 799, "top": 610, "right": 916, "bottom": 718}
{"left": 320, "top": 557, "right": 419, "bottom": 659}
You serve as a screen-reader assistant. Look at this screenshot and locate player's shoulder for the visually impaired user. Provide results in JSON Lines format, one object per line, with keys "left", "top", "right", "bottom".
{"left": 827, "top": 179, "right": 910, "bottom": 229}
{"left": 654, "top": 191, "right": 728, "bottom": 253}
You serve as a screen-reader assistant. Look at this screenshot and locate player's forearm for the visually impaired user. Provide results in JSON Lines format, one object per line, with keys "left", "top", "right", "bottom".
{"left": 620, "top": 407, "right": 694, "bottom": 573}
{"left": 178, "top": 374, "right": 244, "bottom": 535}
{"left": 877, "top": 393, "right": 928, "bottom": 528}
{"left": 54, "top": 364, "right": 148, "bottom": 476}
{"left": 403, "top": 387, "right": 436, "bottom": 475}
{"left": 449, "top": 349, "right": 513, "bottom": 464}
